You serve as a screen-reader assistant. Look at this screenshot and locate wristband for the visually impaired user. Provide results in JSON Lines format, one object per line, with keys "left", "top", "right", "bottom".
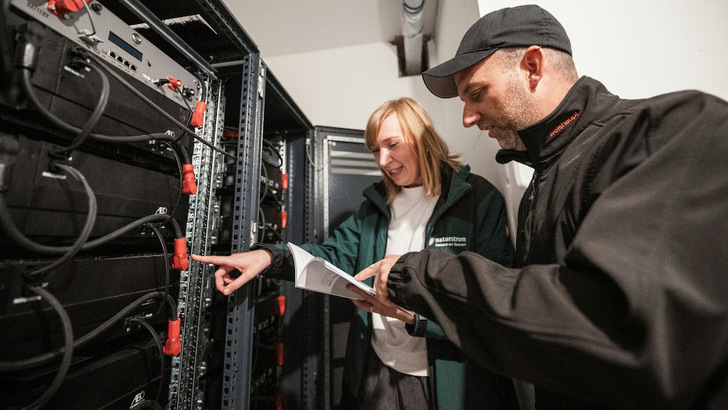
{"left": 405, "top": 313, "right": 428, "bottom": 337}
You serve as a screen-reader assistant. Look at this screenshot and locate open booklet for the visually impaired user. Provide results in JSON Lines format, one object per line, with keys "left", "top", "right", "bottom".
{"left": 288, "top": 243, "right": 375, "bottom": 300}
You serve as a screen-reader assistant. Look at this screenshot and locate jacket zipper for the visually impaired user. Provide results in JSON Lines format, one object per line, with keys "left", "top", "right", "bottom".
{"left": 518, "top": 169, "right": 541, "bottom": 262}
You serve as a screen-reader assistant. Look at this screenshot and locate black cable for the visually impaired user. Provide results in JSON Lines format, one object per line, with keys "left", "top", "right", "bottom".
{"left": 157, "top": 141, "right": 184, "bottom": 218}
{"left": 19, "top": 286, "right": 74, "bottom": 410}
{"left": 262, "top": 139, "right": 283, "bottom": 168}
{"left": 13, "top": 41, "right": 195, "bottom": 169}
{"left": 0, "top": 196, "right": 181, "bottom": 254}
{"left": 80, "top": 50, "right": 233, "bottom": 159}
{"left": 25, "top": 164, "right": 97, "bottom": 278}
{"left": 128, "top": 318, "right": 165, "bottom": 403}
{"left": 0, "top": 291, "right": 167, "bottom": 370}
{"left": 175, "top": 86, "right": 193, "bottom": 120}
{"left": 51, "top": 63, "right": 110, "bottom": 157}
{"left": 149, "top": 224, "right": 171, "bottom": 319}
{"left": 0, "top": 0, "right": 12, "bottom": 79}
{"left": 165, "top": 294, "right": 177, "bottom": 321}
{"left": 258, "top": 206, "right": 266, "bottom": 243}
{"left": 18, "top": 67, "right": 186, "bottom": 150}
{"left": 193, "top": 71, "right": 207, "bottom": 102}
{"left": 259, "top": 160, "right": 269, "bottom": 200}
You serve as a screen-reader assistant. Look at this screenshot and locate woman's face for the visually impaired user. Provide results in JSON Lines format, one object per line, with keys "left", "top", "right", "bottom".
{"left": 372, "top": 113, "right": 422, "bottom": 188}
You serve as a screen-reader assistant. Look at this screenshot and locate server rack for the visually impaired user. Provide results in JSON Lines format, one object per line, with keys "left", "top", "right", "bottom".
{"left": 0, "top": 1, "right": 383, "bottom": 408}
{"left": 0, "top": 0, "right": 315, "bottom": 409}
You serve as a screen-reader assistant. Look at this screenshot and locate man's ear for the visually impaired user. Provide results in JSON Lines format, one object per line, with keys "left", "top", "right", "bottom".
{"left": 522, "top": 45, "right": 544, "bottom": 89}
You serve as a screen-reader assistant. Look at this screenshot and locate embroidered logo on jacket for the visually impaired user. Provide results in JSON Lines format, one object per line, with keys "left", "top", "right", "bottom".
{"left": 547, "top": 110, "right": 582, "bottom": 139}
{"left": 428, "top": 236, "right": 468, "bottom": 248}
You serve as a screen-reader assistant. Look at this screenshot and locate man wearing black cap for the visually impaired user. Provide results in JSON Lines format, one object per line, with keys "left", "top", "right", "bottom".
{"left": 353, "top": 4, "right": 728, "bottom": 409}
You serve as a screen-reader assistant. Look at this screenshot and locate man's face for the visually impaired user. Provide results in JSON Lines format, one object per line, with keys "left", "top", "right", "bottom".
{"left": 454, "top": 52, "right": 532, "bottom": 151}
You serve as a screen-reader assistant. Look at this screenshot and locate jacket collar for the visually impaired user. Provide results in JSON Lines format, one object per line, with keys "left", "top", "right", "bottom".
{"left": 363, "top": 163, "right": 471, "bottom": 217}
{"left": 496, "top": 76, "right": 620, "bottom": 171}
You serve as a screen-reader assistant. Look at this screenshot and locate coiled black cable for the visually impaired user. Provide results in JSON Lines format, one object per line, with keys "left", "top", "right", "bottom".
{"left": 6, "top": 286, "right": 74, "bottom": 410}
{"left": 149, "top": 224, "right": 172, "bottom": 319}
{"left": 78, "top": 50, "right": 232, "bottom": 159}
{"left": 24, "top": 164, "right": 97, "bottom": 278}
{"left": 17, "top": 66, "right": 190, "bottom": 162}
{"left": 51, "top": 63, "right": 110, "bottom": 157}
{"left": 128, "top": 317, "right": 165, "bottom": 403}
{"left": 0, "top": 197, "right": 182, "bottom": 254}
{"left": 0, "top": 291, "right": 168, "bottom": 370}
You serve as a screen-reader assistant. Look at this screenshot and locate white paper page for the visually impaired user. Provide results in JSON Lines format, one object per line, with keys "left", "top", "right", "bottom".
{"left": 288, "top": 243, "right": 375, "bottom": 300}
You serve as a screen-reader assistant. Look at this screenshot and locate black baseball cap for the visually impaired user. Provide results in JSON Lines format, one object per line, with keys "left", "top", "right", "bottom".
{"left": 422, "top": 4, "right": 572, "bottom": 98}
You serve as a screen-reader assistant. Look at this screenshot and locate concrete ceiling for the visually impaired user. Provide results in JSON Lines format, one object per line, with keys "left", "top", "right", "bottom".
{"left": 222, "top": 0, "right": 439, "bottom": 58}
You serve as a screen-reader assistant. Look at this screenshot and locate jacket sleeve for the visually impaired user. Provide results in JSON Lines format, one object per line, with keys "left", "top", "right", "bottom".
{"left": 415, "top": 178, "right": 516, "bottom": 341}
{"left": 386, "top": 96, "right": 728, "bottom": 408}
{"left": 254, "top": 199, "right": 368, "bottom": 281}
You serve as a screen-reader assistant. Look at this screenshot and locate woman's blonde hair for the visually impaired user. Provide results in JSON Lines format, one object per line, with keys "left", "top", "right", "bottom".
{"left": 364, "top": 97, "right": 461, "bottom": 204}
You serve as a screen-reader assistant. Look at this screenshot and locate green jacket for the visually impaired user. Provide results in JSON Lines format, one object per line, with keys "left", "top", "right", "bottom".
{"left": 263, "top": 164, "right": 518, "bottom": 409}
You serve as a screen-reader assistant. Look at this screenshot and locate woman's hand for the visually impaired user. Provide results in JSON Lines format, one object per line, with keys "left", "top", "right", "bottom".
{"left": 349, "top": 254, "right": 414, "bottom": 324}
{"left": 191, "top": 249, "right": 273, "bottom": 295}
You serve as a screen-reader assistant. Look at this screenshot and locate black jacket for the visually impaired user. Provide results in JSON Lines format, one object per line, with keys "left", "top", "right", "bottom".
{"left": 386, "top": 77, "right": 728, "bottom": 409}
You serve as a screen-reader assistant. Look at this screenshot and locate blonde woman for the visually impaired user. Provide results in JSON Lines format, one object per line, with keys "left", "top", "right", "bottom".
{"left": 193, "top": 97, "right": 518, "bottom": 409}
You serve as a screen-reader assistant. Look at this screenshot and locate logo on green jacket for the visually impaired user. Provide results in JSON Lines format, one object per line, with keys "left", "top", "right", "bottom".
{"left": 428, "top": 236, "right": 467, "bottom": 248}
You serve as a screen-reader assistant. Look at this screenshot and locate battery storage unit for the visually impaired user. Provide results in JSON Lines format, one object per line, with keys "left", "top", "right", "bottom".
{"left": 0, "top": 1, "right": 377, "bottom": 409}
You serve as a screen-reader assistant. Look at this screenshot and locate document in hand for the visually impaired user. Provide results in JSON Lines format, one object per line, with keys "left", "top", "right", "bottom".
{"left": 288, "top": 243, "right": 375, "bottom": 300}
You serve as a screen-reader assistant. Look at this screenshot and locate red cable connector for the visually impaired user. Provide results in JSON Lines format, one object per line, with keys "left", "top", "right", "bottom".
{"left": 190, "top": 101, "right": 206, "bottom": 127}
{"left": 166, "top": 76, "right": 182, "bottom": 91}
{"left": 171, "top": 237, "right": 189, "bottom": 271}
{"left": 281, "top": 173, "right": 289, "bottom": 190}
{"left": 281, "top": 211, "right": 287, "bottom": 229}
{"left": 182, "top": 164, "right": 197, "bottom": 195}
{"left": 277, "top": 295, "right": 286, "bottom": 317}
{"left": 163, "top": 318, "right": 181, "bottom": 356}
{"left": 48, "top": 0, "right": 92, "bottom": 19}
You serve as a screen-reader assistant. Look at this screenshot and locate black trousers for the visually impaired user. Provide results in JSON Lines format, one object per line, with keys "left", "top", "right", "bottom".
{"left": 357, "top": 345, "right": 432, "bottom": 410}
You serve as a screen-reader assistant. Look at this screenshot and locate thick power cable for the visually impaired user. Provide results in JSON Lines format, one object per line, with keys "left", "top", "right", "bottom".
{"left": 0, "top": 199, "right": 181, "bottom": 254}
{"left": 51, "top": 63, "right": 110, "bottom": 157}
{"left": 79, "top": 50, "right": 233, "bottom": 159}
{"left": 12, "top": 36, "right": 195, "bottom": 166}
{"left": 24, "top": 164, "right": 97, "bottom": 278}
{"left": 0, "top": 291, "right": 167, "bottom": 370}
{"left": 9, "top": 286, "right": 74, "bottom": 410}
{"left": 149, "top": 223, "right": 174, "bottom": 320}
{"left": 17, "top": 66, "right": 189, "bottom": 157}
{"left": 128, "top": 317, "right": 165, "bottom": 403}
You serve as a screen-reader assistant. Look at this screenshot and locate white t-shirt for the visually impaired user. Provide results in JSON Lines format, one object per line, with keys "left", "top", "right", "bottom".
{"left": 370, "top": 186, "right": 439, "bottom": 377}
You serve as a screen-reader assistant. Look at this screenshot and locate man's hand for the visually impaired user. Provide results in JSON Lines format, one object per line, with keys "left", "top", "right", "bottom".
{"left": 348, "top": 285, "right": 414, "bottom": 325}
{"left": 191, "top": 249, "right": 272, "bottom": 295}
{"left": 354, "top": 253, "right": 401, "bottom": 305}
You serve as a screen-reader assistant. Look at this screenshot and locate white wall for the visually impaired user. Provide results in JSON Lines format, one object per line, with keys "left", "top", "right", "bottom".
{"left": 263, "top": 42, "right": 443, "bottom": 132}
{"left": 264, "top": 0, "right": 728, "bottom": 238}
{"left": 263, "top": 0, "right": 503, "bottom": 192}
{"left": 478, "top": 0, "right": 728, "bottom": 101}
